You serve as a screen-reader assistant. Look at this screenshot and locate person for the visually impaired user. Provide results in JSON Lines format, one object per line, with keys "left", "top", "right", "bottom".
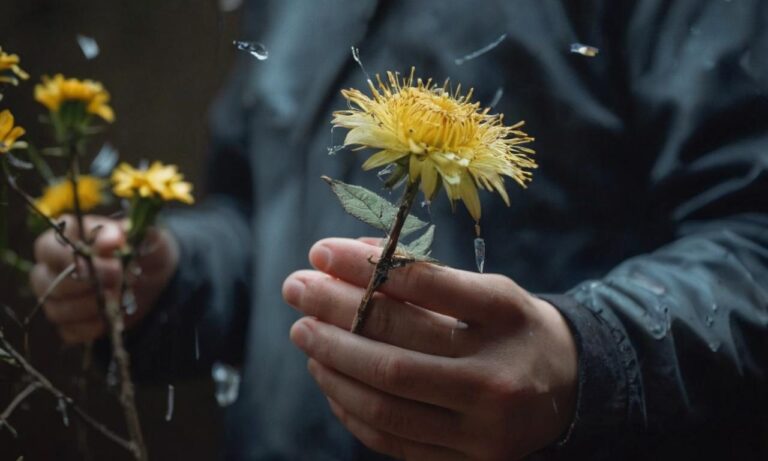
{"left": 29, "top": 1, "right": 768, "bottom": 459}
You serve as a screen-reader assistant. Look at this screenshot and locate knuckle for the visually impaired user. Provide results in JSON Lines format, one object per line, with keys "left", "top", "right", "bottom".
{"left": 369, "top": 296, "right": 396, "bottom": 339}
{"left": 367, "top": 397, "right": 398, "bottom": 430}
{"left": 373, "top": 354, "right": 411, "bottom": 391}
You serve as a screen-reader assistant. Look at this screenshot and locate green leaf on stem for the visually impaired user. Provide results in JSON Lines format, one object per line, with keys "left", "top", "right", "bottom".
{"left": 404, "top": 224, "right": 435, "bottom": 258}
{"left": 322, "top": 176, "right": 427, "bottom": 237}
{"left": 25, "top": 145, "right": 55, "bottom": 184}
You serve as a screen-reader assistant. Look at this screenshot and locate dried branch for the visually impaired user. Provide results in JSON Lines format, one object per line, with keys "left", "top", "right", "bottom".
{"left": 0, "top": 330, "right": 137, "bottom": 456}
{"left": 351, "top": 180, "right": 420, "bottom": 334}
{"left": 0, "top": 382, "right": 41, "bottom": 437}
{"left": 24, "top": 263, "right": 76, "bottom": 327}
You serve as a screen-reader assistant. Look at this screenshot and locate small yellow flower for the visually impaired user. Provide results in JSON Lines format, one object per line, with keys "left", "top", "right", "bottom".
{"left": 112, "top": 161, "right": 194, "bottom": 204}
{"left": 0, "top": 47, "right": 29, "bottom": 86}
{"left": 332, "top": 68, "right": 536, "bottom": 222}
{"left": 35, "top": 176, "right": 105, "bottom": 219}
{"left": 0, "top": 109, "right": 27, "bottom": 154}
{"left": 34, "top": 74, "right": 115, "bottom": 123}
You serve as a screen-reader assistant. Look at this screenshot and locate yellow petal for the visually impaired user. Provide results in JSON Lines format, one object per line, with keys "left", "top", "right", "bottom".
{"left": 459, "top": 173, "right": 481, "bottom": 222}
{"left": 0, "top": 110, "right": 12, "bottom": 138}
{"left": 420, "top": 161, "right": 439, "bottom": 199}
{"left": 361, "top": 149, "right": 408, "bottom": 171}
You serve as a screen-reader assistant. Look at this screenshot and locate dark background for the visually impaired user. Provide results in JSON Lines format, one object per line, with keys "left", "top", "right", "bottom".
{"left": 1, "top": 1, "right": 242, "bottom": 459}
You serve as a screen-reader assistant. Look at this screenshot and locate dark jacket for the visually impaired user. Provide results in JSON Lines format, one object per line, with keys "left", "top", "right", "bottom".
{"left": 129, "top": 1, "right": 768, "bottom": 459}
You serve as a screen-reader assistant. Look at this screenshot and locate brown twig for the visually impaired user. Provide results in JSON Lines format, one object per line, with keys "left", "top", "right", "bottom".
{"left": 68, "top": 143, "right": 147, "bottom": 460}
{"left": 0, "top": 382, "right": 42, "bottom": 437}
{"left": 24, "top": 263, "right": 76, "bottom": 327}
{"left": 0, "top": 330, "right": 137, "bottom": 455}
{"left": 351, "top": 179, "right": 420, "bottom": 334}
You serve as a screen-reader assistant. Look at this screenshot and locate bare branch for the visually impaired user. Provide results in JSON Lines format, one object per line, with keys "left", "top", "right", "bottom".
{"left": 24, "top": 263, "right": 76, "bottom": 327}
{"left": 0, "top": 382, "right": 42, "bottom": 436}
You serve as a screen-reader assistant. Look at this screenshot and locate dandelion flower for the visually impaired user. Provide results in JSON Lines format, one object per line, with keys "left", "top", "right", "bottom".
{"left": 35, "top": 74, "right": 115, "bottom": 123}
{"left": 112, "top": 161, "right": 194, "bottom": 204}
{"left": 332, "top": 68, "right": 536, "bottom": 222}
{"left": 0, "top": 109, "right": 27, "bottom": 154}
{"left": 35, "top": 176, "right": 105, "bottom": 218}
{"left": 0, "top": 47, "right": 29, "bottom": 86}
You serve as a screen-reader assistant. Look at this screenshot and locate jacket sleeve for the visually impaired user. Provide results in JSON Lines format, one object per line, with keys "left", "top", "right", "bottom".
{"left": 125, "top": 62, "right": 254, "bottom": 381}
{"left": 542, "top": 2, "right": 768, "bottom": 458}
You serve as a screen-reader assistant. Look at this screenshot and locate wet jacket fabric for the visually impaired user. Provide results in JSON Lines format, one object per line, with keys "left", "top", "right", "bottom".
{"left": 127, "top": 1, "right": 768, "bottom": 459}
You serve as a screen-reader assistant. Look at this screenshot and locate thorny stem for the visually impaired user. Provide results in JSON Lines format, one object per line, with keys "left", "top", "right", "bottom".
{"left": 0, "top": 330, "right": 137, "bottom": 455}
{"left": 351, "top": 179, "right": 420, "bottom": 334}
{"left": 67, "top": 142, "right": 148, "bottom": 461}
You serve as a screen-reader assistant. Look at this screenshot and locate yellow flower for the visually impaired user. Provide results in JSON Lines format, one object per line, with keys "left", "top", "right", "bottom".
{"left": 0, "top": 109, "right": 27, "bottom": 154}
{"left": 35, "top": 176, "right": 105, "bottom": 219}
{"left": 332, "top": 68, "right": 536, "bottom": 222}
{"left": 34, "top": 74, "right": 115, "bottom": 123}
{"left": 0, "top": 47, "right": 29, "bottom": 86}
{"left": 111, "top": 161, "right": 194, "bottom": 204}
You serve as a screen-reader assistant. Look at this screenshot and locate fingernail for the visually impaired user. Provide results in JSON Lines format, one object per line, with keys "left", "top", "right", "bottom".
{"left": 282, "top": 278, "right": 305, "bottom": 305}
{"left": 99, "top": 223, "right": 121, "bottom": 245}
{"left": 310, "top": 244, "right": 332, "bottom": 271}
{"left": 290, "top": 319, "right": 314, "bottom": 350}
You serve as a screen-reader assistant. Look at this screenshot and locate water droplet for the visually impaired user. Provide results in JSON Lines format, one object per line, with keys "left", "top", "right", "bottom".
{"left": 56, "top": 398, "right": 69, "bottom": 427}
{"left": 474, "top": 237, "right": 486, "bottom": 273}
{"left": 106, "top": 359, "right": 118, "bottom": 388}
{"left": 570, "top": 43, "right": 599, "bottom": 57}
{"left": 212, "top": 362, "right": 241, "bottom": 407}
{"left": 194, "top": 327, "right": 200, "bottom": 361}
{"left": 76, "top": 35, "right": 100, "bottom": 60}
{"left": 165, "top": 384, "right": 175, "bottom": 422}
{"left": 488, "top": 87, "right": 504, "bottom": 109}
{"left": 218, "top": 0, "right": 242, "bottom": 12}
{"left": 705, "top": 315, "right": 714, "bottom": 327}
{"left": 711, "top": 303, "right": 719, "bottom": 312}
{"left": 376, "top": 164, "right": 396, "bottom": 182}
{"left": 708, "top": 341, "right": 721, "bottom": 352}
{"left": 326, "top": 145, "right": 344, "bottom": 156}
{"left": 90, "top": 142, "right": 118, "bottom": 177}
{"left": 233, "top": 41, "right": 268, "bottom": 60}
{"left": 551, "top": 397, "right": 559, "bottom": 415}
{"left": 455, "top": 33, "right": 507, "bottom": 65}
{"left": 122, "top": 290, "right": 137, "bottom": 315}
{"left": 350, "top": 46, "right": 371, "bottom": 82}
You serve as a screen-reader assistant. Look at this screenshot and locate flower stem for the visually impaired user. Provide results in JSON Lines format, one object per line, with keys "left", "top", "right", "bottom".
{"left": 351, "top": 179, "right": 420, "bottom": 334}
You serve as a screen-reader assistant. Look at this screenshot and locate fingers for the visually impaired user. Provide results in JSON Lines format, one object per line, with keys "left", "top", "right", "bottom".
{"left": 34, "top": 215, "right": 125, "bottom": 273}
{"left": 42, "top": 293, "right": 102, "bottom": 325}
{"left": 30, "top": 258, "right": 122, "bottom": 300}
{"left": 58, "top": 319, "right": 106, "bottom": 344}
{"left": 290, "top": 317, "right": 479, "bottom": 410}
{"left": 308, "top": 359, "right": 464, "bottom": 447}
{"left": 283, "top": 270, "right": 461, "bottom": 356}
{"left": 326, "top": 399, "right": 469, "bottom": 461}
{"left": 308, "top": 238, "right": 525, "bottom": 325}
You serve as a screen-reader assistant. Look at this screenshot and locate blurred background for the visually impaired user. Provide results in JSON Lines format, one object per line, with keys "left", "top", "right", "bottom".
{"left": 1, "top": 1, "right": 242, "bottom": 459}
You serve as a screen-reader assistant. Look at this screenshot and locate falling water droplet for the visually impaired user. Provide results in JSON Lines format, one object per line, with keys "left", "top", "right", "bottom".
{"left": 708, "top": 341, "right": 721, "bottom": 352}
{"left": 122, "top": 290, "right": 137, "bottom": 315}
{"left": 474, "top": 237, "right": 486, "bottom": 273}
{"left": 705, "top": 315, "right": 714, "bottom": 327}
{"left": 326, "top": 145, "right": 344, "bottom": 156}
{"left": 76, "top": 35, "right": 100, "bottom": 60}
{"left": 165, "top": 384, "right": 175, "bottom": 422}
{"left": 106, "top": 359, "right": 118, "bottom": 388}
{"left": 212, "top": 362, "right": 241, "bottom": 407}
{"left": 488, "top": 87, "right": 504, "bottom": 109}
{"left": 350, "top": 46, "right": 372, "bottom": 82}
{"left": 57, "top": 398, "right": 69, "bottom": 427}
{"left": 455, "top": 33, "right": 507, "bottom": 65}
{"left": 376, "top": 164, "right": 396, "bottom": 182}
{"left": 233, "top": 41, "right": 268, "bottom": 60}
{"left": 710, "top": 303, "right": 719, "bottom": 313}
{"left": 570, "top": 43, "right": 599, "bottom": 57}
{"left": 194, "top": 327, "right": 200, "bottom": 361}
{"left": 90, "top": 142, "right": 118, "bottom": 177}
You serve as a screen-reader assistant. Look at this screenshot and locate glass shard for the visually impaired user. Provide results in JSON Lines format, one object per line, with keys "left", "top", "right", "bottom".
{"left": 233, "top": 41, "right": 268, "bottom": 60}
{"left": 56, "top": 398, "right": 69, "bottom": 427}
{"left": 90, "top": 142, "right": 119, "bottom": 177}
{"left": 122, "top": 290, "right": 137, "bottom": 315}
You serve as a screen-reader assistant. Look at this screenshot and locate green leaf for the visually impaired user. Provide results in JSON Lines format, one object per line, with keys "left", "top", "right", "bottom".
{"left": 405, "top": 225, "right": 435, "bottom": 258}
{"left": 25, "top": 145, "right": 55, "bottom": 184}
{"left": 322, "top": 176, "right": 427, "bottom": 237}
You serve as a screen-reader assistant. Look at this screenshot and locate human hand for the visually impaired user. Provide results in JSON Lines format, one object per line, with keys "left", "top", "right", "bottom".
{"left": 30, "top": 215, "right": 179, "bottom": 344}
{"left": 283, "top": 238, "right": 578, "bottom": 461}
